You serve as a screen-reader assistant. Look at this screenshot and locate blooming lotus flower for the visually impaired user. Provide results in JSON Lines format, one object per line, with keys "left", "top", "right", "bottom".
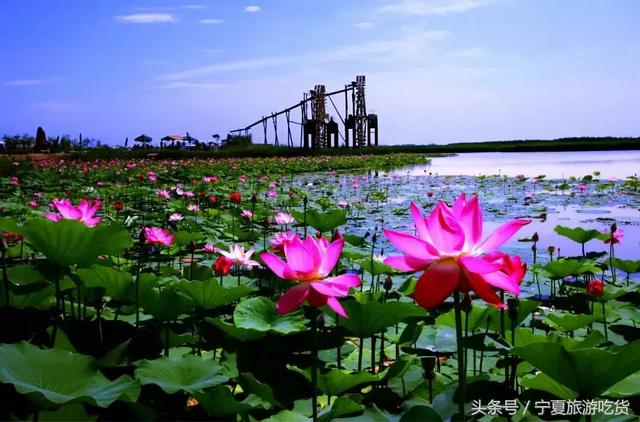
{"left": 187, "top": 204, "right": 200, "bottom": 213}
{"left": 578, "top": 184, "right": 588, "bottom": 193}
{"left": 218, "top": 244, "right": 260, "bottom": 268}
{"left": 241, "top": 209, "right": 253, "bottom": 219}
{"left": 274, "top": 212, "right": 295, "bottom": 225}
{"left": 144, "top": 227, "right": 174, "bottom": 246}
{"left": 260, "top": 235, "right": 361, "bottom": 317}
{"left": 603, "top": 229, "right": 623, "bottom": 244}
{"left": 203, "top": 243, "right": 216, "bottom": 253}
{"left": 270, "top": 231, "right": 298, "bottom": 253}
{"left": 156, "top": 189, "right": 171, "bottom": 199}
{"left": 45, "top": 198, "right": 102, "bottom": 227}
{"left": 383, "top": 194, "right": 530, "bottom": 308}
{"left": 168, "top": 213, "right": 184, "bottom": 222}
{"left": 148, "top": 171, "right": 158, "bottom": 182}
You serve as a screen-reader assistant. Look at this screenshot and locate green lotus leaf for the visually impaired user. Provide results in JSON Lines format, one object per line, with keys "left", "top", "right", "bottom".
{"left": 176, "top": 279, "right": 254, "bottom": 310}
{"left": 610, "top": 258, "right": 640, "bottom": 275}
{"left": 519, "top": 372, "right": 577, "bottom": 400}
{"left": 140, "top": 285, "right": 194, "bottom": 321}
{"left": 0, "top": 342, "right": 140, "bottom": 408}
{"left": 289, "top": 366, "right": 379, "bottom": 397}
{"left": 401, "top": 405, "right": 443, "bottom": 422}
{"left": 543, "top": 311, "right": 594, "bottom": 332}
{"left": 206, "top": 317, "right": 267, "bottom": 342}
{"left": 542, "top": 259, "right": 596, "bottom": 279}
{"left": 554, "top": 225, "right": 602, "bottom": 245}
{"left": 335, "top": 300, "right": 427, "bottom": 338}
{"left": 193, "top": 385, "right": 253, "bottom": 417}
{"left": 233, "top": 297, "right": 306, "bottom": 334}
{"left": 291, "top": 208, "right": 347, "bottom": 233}
{"left": 512, "top": 340, "right": 640, "bottom": 397}
{"left": 19, "top": 219, "right": 132, "bottom": 267}
{"left": 135, "top": 355, "right": 228, "bottom": 394}
{"left": 76, "top": 265, "right": 133, "bottom": 301}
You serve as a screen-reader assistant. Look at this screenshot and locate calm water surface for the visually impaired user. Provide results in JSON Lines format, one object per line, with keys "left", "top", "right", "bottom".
{"left": 397, "top": 150, "right": 640, "bottom": 179}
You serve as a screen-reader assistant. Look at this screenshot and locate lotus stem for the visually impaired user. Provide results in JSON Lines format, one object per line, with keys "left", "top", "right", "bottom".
{"left": 453, "top": 291, "right": 466, "bottom": 421}
{"left": 311, "top": 311, "right": 319, "bottom": 422}
{"left": 1, "top": 250, "right": 9, "bottom": 307}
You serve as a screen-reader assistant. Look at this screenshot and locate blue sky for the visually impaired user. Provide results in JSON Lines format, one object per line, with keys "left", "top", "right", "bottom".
{"left": 1, "top": 0, "right": 639, "bottom": 145}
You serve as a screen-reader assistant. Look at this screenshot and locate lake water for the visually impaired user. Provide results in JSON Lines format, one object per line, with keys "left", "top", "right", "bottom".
{"left": 394, "top": 150, "right": 640, "bottom": 179}
{"left": 296, "top": 150, "right": 640, "bottom": 292}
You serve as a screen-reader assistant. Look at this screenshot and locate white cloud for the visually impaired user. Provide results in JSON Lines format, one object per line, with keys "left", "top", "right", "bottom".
{"left": 244, "top": 5, "right": 261, "bottom": 13}
{"left": 3, "top": 79, "right": 47, "bottom": 87}
{"left": 116, "top": 13, "right": 175, "bottom": 24}
{"left": 378, "top": 0, "right": 489, "bottom": 16}
{"left": 200, "top": 18, "right": 224, "bottom": 24}
{"left": 157, "top": 56, "right": 296, "bottom": 80}
{"left": 182, "top": 4, "right": 205, "bottom": 9}
{"left": 156, "top": 29, "right": 448, "bottom": 81}
{"left": 354, "top": 22, "right": 374, "bottom": 29}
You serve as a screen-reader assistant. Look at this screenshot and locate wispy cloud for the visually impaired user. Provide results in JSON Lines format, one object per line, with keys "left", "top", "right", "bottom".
{"left": 157, "top": 29, "right": 448, "bottom": 81}
{"left": 182, "top": 4, "right": 205, "bottom": 9}
{"left": 116, "top": 13, "right": 176, "bottom": 24}
{"left": 354, "top": 22, "right": 374, "bottom": 29}
{"left": 3, "top": 79, "right": 49, "bottom": 87}
{"left": 378, "top": 0, "right": 490, "bottom": 16}
{"left": 244, "top": 5, "right": 261, "bottom": 13}
{"left": 200, "top": 18, "right": 224, "bottom": 24}
{"left": 157, "top": 56, "right": 296, "bottom": 81}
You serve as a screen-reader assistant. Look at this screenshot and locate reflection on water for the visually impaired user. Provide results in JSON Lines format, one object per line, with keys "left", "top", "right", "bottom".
{"left": 395, "top": 150, "right": 640, "bottom": 179}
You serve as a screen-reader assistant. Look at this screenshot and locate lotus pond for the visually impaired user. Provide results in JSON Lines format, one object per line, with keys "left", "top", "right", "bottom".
{"left": 0, "top": 152, "right": 639, "bottom": 421}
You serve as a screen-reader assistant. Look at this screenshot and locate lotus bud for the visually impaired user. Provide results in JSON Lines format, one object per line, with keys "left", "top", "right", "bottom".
{"left": 251, "top": 193, "right": 257, "bottom": 204}
{"left": 331, "top": 229, "right": 343, "bottom": 242}
{"left": 461, "top": 292, "right": 472, "bottom": 313}
{"left": 611, "top": 222, "right": 617, "bottom": 233}
{"left": 186, "top": 241, "right": 197, "bottom": 253}
{"left": 138, "top": 228, "right": 147, "bottom": 245}
{"left": 383, "top": 275, "right": 393, "bottom": 291}
{"left": 547, "top": 246, "right": 555, "bottom": 255}
{"left": 420, "top": 356, "right": 437, "bottom": 380}
{"left": 532, "top": 232, "right": 539, "bottom": 243}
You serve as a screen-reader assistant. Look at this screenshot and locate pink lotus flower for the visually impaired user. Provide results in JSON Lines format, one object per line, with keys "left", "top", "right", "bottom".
{"left": 144, "top": 227, "right": 174, "bottom": 246}
{"left": 603, "top": 229, "right": 623, "bottom": 244}
{"left": 260, "top": 234, "right": 361, "bottom": 317}
{"left": 274, "top": 212, "right": 295, "bottom": 225}
{"left": 218, "top": 244, "right": 260, "bottom": 269}
{"left": 241, "top": 209, "right": 253, "bottom": 219}
{"left": 203, "top": 243, "right": 216, "bottom": 253}
{"left": 187, "top": 204, "right": 200, "bottom": 213}
{"left": 156, "top": 189, "right": 171, "bottom": 199}
{"left": 10, "top": 177, "right": 19, "bottom": 186}
{"left": 148, "top": 171, "right": 158, "bottom": 182}
{"left": 383, "top": 194, "right": 530, "bottom": 308}
{"left": 270, "top": 231, "right": 298, "bottom": 253}
{"left": 45, "top": 198, "right": 102, "bottom": 227}
{"left": 578, "top": 184, "right": 588, "bottom": 193}
{"left": 168, "top": 213, "right": 184, "bottom": 222}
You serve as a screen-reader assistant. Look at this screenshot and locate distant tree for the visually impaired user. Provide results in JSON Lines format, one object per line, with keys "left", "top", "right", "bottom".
{"left": 35, "top": 126, "right": 47, "bottom": 151}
